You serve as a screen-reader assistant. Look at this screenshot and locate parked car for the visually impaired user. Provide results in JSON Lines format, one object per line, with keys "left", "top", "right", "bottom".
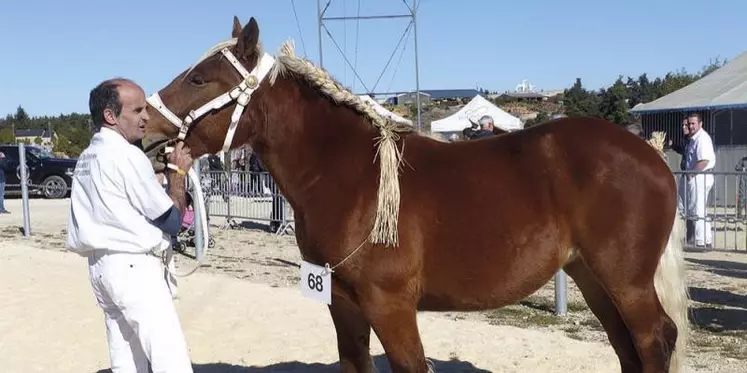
{"left": 0, "top": 144, "right": 77, "bottom": 199}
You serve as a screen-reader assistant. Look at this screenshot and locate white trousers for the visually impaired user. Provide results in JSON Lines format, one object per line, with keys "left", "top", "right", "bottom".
{"left": 88, "top": 251, "right": 193, "bottom": 373}
{"left": 686, "top": 174, "right": 714, "bottom": 246}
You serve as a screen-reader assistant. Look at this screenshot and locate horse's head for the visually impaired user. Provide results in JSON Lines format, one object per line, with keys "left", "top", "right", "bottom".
{"left": 142, "top": 16, "right": 273, "bottom": 171}
{"left": 141, "top": 15, "right": 406, "bottom": 246}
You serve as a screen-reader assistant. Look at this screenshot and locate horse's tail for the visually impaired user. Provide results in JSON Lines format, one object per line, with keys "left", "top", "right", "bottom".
{"left": 653, "top": 212, "right": 689, "bottom": 373}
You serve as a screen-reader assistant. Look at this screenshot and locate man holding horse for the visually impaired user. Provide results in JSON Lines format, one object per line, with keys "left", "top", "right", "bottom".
{"left": 66, "top": 77, "right": 195, "bottom": 373}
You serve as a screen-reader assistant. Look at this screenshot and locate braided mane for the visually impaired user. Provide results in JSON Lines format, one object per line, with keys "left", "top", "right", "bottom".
{"left": 268, "top": 40, "right": 412, "bottom": 247}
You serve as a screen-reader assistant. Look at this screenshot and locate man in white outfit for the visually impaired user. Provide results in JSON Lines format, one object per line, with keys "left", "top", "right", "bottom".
{"left": 67, "top": 78, "right": 194, "bottom": 373}
{"left": 683, "top": 112, "right": 716, "bottom": 247}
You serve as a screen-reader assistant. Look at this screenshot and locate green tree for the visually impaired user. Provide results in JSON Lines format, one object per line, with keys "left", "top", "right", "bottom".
{"left": 14, "top": 106, "right": 29, "bottom": 124}
{"left": 0, "top": 127, "right": 14, "bottom": 143}
{"left": 563, "top": 78, "right": 602, "bottom": 118}
{"left": 525, "top": 112, "right": 551, "bottom": 128}
{"left": 598, "top": 76, "right": 630, "bottom": 124}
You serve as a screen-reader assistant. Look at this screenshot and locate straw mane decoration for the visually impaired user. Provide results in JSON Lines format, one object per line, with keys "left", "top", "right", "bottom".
{"left": 646, "top": 131, "right": 668, "bottom": 161}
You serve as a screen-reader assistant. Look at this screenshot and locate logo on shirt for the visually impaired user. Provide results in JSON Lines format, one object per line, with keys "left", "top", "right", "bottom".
{"left": 74, "top": 153, "right": 97, "bottom": 177}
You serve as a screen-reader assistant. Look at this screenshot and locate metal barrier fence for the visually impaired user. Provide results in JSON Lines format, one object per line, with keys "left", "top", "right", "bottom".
{"left": 673, "top": 170, "right": 747, "bottom": 252}
{"left": 199, "top": 170, "right": 295, "bottom": 234}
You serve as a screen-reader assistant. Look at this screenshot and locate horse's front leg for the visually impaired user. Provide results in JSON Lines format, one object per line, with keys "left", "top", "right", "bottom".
{"left": 360, "top": 287, "right": 429, "bottom": 373}
{"left": 329, "top": 291, "right": 374, "bottom": 373}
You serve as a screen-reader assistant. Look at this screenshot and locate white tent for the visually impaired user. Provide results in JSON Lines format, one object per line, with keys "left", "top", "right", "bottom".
{"left": 359, "top": 95, "right": 413, "bottom": 126}
{"left": 430, "top": 95, "right": 523, "bottom": 133}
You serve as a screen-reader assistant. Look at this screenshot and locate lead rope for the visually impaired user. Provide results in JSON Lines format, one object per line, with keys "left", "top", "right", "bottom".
{"left": 160, "top": 145, "right": 210, "bottom": 278}
{"left": 318, "top": 230, "right": 375, "bottom": 277}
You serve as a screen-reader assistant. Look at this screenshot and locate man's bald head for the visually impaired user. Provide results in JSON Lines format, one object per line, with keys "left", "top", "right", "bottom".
{"left": 89, "top": 78, "right": 142, "bottom": 129}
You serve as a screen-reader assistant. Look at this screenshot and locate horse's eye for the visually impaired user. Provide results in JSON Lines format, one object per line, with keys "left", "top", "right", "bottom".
{"left": 190, "top": 74, "right": 206, "bottom": 86}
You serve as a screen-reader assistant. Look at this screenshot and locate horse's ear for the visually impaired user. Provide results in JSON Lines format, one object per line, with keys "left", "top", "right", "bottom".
{"left": 236, "top": 17, "right": 259, "bottom": 60}
{"left": 231, "top": 16, "right": 242, "bottom": 38}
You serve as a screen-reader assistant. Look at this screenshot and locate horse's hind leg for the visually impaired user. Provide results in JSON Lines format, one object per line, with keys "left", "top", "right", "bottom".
{"left": 329, "top": 292, "right": 374, "bottom": 373}
{"left": 564, "top": 258, "right": 641, "bottom": 372}
{"left": 575, "top": 237, "right": 681, "bottom": 373}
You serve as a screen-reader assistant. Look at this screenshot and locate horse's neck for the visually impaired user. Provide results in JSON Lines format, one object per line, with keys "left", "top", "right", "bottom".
{"left": 249, "top": 77, "right": 377, "bottom": 206}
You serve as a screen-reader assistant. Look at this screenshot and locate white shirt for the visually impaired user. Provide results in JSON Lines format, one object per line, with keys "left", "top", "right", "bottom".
{"left": 684, "top": 128, "right": 716, "bottom": 171}
{"left": 66, "top": 128, "right": 174, "bottom": 255}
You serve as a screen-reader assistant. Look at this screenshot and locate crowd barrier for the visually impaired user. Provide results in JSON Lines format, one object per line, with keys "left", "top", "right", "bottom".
{"left": 673, "top": 170, "right": 747, "bottom": 252}
{"left": 197, "top": 170, "right": 295, "bottom": 234}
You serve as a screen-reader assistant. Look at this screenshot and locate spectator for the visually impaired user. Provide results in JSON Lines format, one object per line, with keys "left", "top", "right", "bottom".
{"left": 735, "top": 156, "right": 747, "bottom": 218}
{"left": 669, "top": 118, "right": 693, "bottom": 240}
{"left": 683, "top": 113, "right": 715, "bottom": 247}
{"left": 470, "top": 115, "right": 496, "bottom": 139}
{"left": 0, "top": 152, "right": 8, "bottom": 213}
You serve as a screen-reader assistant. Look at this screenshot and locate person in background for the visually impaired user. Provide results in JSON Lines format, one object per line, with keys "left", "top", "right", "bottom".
{"left": 683, "top": 112, "right": 715, "bottom": 248}
{"left": 669, "top": 118, "right": 693, "bottom": 241}
{"left": 670, "top": 118, "right": 691, "bottom": 170}
{"left": 0, "top": 152, "right": 8, "bottom": 213}
{"left": 735, "top": 156, "right": 747, "bottom": 218}
{"left": 462, "top": 121, "right": 479, "bottom": 140}
{"left": 470, "top": 115, "right": 496, "bottom": 139}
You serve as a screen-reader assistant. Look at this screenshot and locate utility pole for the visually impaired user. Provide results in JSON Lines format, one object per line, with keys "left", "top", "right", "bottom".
{"left": 317, "top": 0, "right": 423, "bottom": 130}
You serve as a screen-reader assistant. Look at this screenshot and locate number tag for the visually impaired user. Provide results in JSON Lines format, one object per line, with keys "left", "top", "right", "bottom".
{"left": 299, "top": 260, "right": 332, "bottom": 305}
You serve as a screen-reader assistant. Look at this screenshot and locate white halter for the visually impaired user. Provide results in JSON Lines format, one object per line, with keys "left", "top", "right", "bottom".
{"left": 146, "top": 47, "right": 276, "bottom": 157}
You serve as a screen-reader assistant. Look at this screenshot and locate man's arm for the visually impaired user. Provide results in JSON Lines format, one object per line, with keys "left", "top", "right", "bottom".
{"left": 693, "top": 160, "right": 709, "bottom": 171}
{"left": 148, "top": 172, "right": 189, "bottom": 237}
{"left": 166, "top": 171, "right": 189, "bottom": 217}
{"left": 122, "top": 151, "right": 190, "bottom": 237}
{"left": 689, "top": 134, "right": 715, "bottom": 175}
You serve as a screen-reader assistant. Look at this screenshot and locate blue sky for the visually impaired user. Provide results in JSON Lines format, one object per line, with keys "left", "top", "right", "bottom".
{"left": 1, "top": 0, "right": 745, "bottom": 118}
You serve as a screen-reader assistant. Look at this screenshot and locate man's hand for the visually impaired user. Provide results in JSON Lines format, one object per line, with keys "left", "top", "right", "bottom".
{"left": 167, "top": 142, "right": 194, "bottom": 173}
{"left": 164, "top": 142, "right": 193, "bottom": 215}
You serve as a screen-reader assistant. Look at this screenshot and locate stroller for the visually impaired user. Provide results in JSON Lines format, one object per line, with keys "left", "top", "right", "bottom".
{"left": 173, "top": 191, "right": 216, "bottom": 254}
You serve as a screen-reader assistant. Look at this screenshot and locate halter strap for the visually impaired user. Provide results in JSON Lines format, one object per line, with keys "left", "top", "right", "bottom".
{"left": 146, "top": 48, "right": 276, "bottom": 154}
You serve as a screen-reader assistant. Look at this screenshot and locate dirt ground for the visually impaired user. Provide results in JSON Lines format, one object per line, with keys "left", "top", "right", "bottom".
{"left": 0, "top": 197, "right": 745, "bottom": 373}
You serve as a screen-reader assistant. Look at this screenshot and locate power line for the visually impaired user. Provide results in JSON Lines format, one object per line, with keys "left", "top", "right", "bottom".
{"left": 289, "top": 0, "right": 308, "bottom": 58}
{"left": 371, "top": 20, "right": 413, "bottom": 93}
{"left": 317, "top": 0, "right": 424, "bottom": 129}
{"left": 386, "top": 23, "right": 413, "bottom": 93}
{"left": 353, "top": 0, "right": 361, "bottom": 91}
{"left": 321, "top": 23, "right": 371, "bottom": 92}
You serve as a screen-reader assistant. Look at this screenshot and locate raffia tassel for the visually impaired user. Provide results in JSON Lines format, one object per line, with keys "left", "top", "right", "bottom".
{"left": 266, "top": 38, "right": 410, "bottom": 248}
{"left": 647, "top": 131, "right": 667, "bottom": 160}
{"left": 370, "top": 130, "right": 402, "bottom": 247}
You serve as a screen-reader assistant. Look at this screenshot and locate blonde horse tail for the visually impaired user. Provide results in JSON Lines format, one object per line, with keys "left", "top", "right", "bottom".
{"left": 653, "top": 213, "right": 689, "bottom": 373}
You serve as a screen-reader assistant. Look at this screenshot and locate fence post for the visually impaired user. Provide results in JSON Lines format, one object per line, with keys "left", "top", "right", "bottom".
{"left": 18, "top": 143, "right": 31, "bottom": 237}
{"left": 554, "top": 269, "right": 568, "bottom": 316}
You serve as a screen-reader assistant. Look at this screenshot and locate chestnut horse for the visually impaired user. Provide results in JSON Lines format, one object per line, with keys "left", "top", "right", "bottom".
{"left": 141, "top": 16, "right": 689, "bottom": 373}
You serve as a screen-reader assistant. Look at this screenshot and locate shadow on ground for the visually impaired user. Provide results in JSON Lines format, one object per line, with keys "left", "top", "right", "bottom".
{"left": 95, "top": 354, "right": 491, "bottom": 373}
{"left": 687, "top": 286, "right": 747, "bottom": 332}
{"left": 686, "top": 257, "right": 747, "bottom": 280}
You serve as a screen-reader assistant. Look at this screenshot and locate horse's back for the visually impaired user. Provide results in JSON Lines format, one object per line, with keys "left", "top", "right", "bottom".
{"left": 400, "top": 117, "right": 676, "bottom": 311}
